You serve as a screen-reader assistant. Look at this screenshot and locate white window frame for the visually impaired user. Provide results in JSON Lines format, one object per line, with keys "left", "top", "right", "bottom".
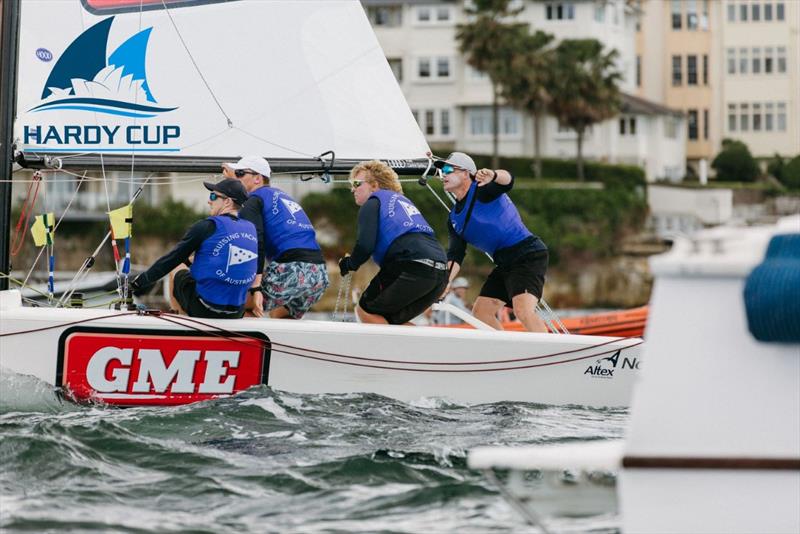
{"left": 466, "top": 107, "right": 523, "bottom": 139}
{"left": 416, "top": 56, "right": 452, "bottom": 82}
{"left": 414, "top": 4, "right": 453, "bottom": 25}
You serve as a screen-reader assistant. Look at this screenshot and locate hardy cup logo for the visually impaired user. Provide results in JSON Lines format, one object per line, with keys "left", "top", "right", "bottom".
{"left": 58, "top": 329, "right": 270, "bottom": 406}
{"left": 24, "top": 17, "right": 181, "bottom": 152}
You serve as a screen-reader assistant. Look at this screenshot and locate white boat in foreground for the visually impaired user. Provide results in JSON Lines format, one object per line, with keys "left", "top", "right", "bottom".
{"left": 0, "top": 291, "right": 642, "bottom": 406}
{"left": 468, "top": 215, "right": 800, "bottom": 533}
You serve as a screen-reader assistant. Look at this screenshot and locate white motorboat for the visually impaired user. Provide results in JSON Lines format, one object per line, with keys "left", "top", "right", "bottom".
{"left": 468, "top": 215, "right": 800, "bottom": 533}
{"left": 0, "top": 0, "right": 643, "bottom": 408}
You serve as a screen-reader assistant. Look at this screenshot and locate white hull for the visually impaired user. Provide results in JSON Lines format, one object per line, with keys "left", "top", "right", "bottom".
{"left": 0, "top": 291, "right": 643, "bottom": 407}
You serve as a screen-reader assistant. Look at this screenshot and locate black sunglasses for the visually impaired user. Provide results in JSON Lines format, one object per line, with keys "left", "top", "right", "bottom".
{"left": 234, "top": 169, "right": 258, "bottom": 178}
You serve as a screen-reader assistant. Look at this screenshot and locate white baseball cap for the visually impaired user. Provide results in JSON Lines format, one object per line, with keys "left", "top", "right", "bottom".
{"left": 451, "top": 277, "right": 470, "bottom": 289}
{"left": 223, "top": 155, "right": 272, "bottom": 178}
{"left": 434, "top": 152, "right": 477, "bottom": 174}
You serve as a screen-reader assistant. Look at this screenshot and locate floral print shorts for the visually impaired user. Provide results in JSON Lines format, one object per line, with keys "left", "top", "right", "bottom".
{"left": 261, "top": 261, "right": 329, "bottom": 319}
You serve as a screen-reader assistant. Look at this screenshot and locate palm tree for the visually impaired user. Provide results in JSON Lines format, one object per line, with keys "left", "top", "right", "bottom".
{"left": 549, "top": 39, "right": 622, "bottom": 181}
{"left": 456, "top": 0, "right": 525, "bottom": 168}
{"left": 496, "top": 30, "right": 555, "bottom": 178}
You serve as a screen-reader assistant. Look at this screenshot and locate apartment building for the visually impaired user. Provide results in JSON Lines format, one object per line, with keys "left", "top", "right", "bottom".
{"left": 365, "top": 0, "right": 686, "bottom": 181}
{"left": 639, "top": 0, "right": 799, "bottom": 170}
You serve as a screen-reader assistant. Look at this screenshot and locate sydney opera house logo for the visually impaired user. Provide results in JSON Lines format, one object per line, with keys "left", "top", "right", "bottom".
{"left": 29, "top": 17, "right": 176, "bottom": 119}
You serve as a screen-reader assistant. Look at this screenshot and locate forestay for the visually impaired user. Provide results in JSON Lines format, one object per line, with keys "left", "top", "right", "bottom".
{"left": 15, "top": 0, "right": 428, "bottom": 164}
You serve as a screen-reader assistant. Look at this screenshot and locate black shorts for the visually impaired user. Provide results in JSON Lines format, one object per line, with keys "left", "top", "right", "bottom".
{"left": 173, "top": 269, "right": 245, "bottom": 319}
{"left": 359, "top": 261, "right": 449, "bottom": 325}
{"left": 479, "top": 249, "right": 548, "bottom": 306}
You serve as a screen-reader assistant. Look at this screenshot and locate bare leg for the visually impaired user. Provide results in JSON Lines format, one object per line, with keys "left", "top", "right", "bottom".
{"left": 512, "top": 292, "right": 548, "bottom": 333}
{"left": 269, "top": 307, "right": 294, "bottom": 319}
{"left": 356, "top": 305, "right": 389, "bottom": 324}
{"left": 472, "top": 296, "right": 505, "bottom": 330}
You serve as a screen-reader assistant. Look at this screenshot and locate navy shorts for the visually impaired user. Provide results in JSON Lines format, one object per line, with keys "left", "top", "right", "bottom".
{"left": 359, "top": 261, "right": 448, "bottom": 325}
{"left": 479, "top": 250, "right": 548, "bottom": 306}
{"left": 173, "top": 269, "right": 244, "bottom": 319}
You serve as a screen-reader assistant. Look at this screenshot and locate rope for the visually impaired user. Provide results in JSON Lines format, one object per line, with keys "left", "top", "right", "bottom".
{"left": 160, "top": 0, "right": 232, "bottom": 126}
{"left": 10, "top": 172, "right": 42, "bottom": 256}
{"left": 333, "top": 273, "right": 352, "bottom": 321}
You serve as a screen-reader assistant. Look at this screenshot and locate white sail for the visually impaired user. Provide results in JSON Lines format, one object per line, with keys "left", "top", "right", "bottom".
{"left": 16, "top": 0, "right": 428, "bottom": 160}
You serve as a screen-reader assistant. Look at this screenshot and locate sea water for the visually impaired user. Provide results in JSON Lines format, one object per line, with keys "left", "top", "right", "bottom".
{"left": 0, "top": 370, "right": 626, "bottom": 533}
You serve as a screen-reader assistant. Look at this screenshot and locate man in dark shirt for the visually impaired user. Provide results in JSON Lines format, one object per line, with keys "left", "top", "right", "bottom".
{"left": 131, "top": 179, "right": 258, "bottom": 318}
{"left": 436, "top": 152, "right": 549, "bottom": 333}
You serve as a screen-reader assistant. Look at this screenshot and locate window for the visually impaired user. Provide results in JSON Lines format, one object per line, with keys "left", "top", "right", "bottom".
{"left": 777, "top": 102, "right": 786, "bottom": 131}
{"left": 777, "top": 47, "right": 786, "bottom": 73}
{"left": 425, "top": 110, "right": 435, "bottom": 136}
{"left": 753, "top": 102, "right": 762, "bottom": 131}
{"left": 700, "top": 0, "right": 709, "bottom": 28}
{"left": 440, "top": 110, "right": 450, "bottom": 136}
{"left": 703, "top": 109, "right": 708, "bottom": 139}
{"left": 739, "top": 47, "right": 748, "bottom": 74}
{"left": 619, "top": 117, "right": 626, "bottom": 135}
{"left": 687, "top": 55, "right": 698, "bottom": 85}
{"left": 688, "top": 109, "right": 698, "bottom": 140}
{"left": 418, "top": 58, "right": 430, "bottom": 79}
{"left": 765, "top": 102, "right": 774, "bottom": 131}
{"left": 728, "top": 103, "right": 737, "bottom": 131}
{"left": 671, "top": 0, "right": 682, "bottom": 29}
{"left": 752, "top": 47, "right": 761, "bottom": 74}
{"left": 727, "top": 48, "right": 736, "bottom": 74}
{"left": 436, "top": 6, "right": 451, "bottom": 22}
{"left": 740, "top": 103, "right": 750, "bottom": 131}
{"left": 740, "top": 2, "right": 748, "bottom": 21}
{"left": 703, "top": 54, "right": 708, "bottom": 84}
{"left": 594, "top": 2, "right": 605, "bottom": 22}
{"left": 765, "top": 47, "right": 773, "bottom": 74}
{"left": 388, "top": 58, "right": 402, "bottom": 82}
{"left": 546, "top": 2, "right": 575, "bottom": 21}
{"left": 367, "top": 5, "right": 402, "bottom": 27}
{"left": 436, "top": 57, "right": 450, "bottom": 78}
{"left": 764, "top": 2, "right": 773, "bottom": 20}
{"left": 636, "top": 56, "right": 642, "bottom": 87}
{"left": 752, "top": 2, "right": 760, "bottom": 21}
{"left": 467, "top": 65, "right": 488, "bottom": 81}
{"left": 467, "top": 107, "right": 520, "bottom": 137}
{"left": 672, "top": 55, "right": 682, "bottom": 85}
{"left": 727, "top": 2, "right": 735, "bottom": 21}
{"left": 630, "top": 117, "right": 637, "bottom": 135}
{"left": 777, "top": 2, "right": 784, "bottom": 20}
{"left": 686, "top": 0, "right": 698, "bottom": 29}
{"left": 417, "top": 6, "right": 431, "bottom": 22}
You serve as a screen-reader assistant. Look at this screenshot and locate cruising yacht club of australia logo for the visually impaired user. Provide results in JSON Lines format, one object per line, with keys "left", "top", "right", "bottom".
{"left": 24, "top": 16, "right": 181, "bottom": 152}
{"left": 584, "top": 350, "right": 641, "bottom": 379}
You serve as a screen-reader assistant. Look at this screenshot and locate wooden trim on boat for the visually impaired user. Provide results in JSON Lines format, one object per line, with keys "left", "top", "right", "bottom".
{"left": 622, "top": 456, "right": 800, "bottom": 470}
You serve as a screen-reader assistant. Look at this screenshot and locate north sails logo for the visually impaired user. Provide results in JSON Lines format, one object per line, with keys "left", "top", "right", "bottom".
{"left": 23, "top": 17, "right": 181, "bottom": 151}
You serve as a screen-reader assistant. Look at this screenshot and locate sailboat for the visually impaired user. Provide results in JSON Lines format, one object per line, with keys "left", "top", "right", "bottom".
{"left": 0, "top": 0, "right": 642, "bottom": 407}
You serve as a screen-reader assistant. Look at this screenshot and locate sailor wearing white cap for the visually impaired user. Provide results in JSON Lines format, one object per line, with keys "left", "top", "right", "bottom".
{"left": 434, "top": 152, "right": 549, "bottom": 333}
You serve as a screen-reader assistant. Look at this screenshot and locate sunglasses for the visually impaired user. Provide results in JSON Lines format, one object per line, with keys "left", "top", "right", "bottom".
{"left": 440, "top": 164, "right": 455, "bottom": 175}
{"left": 209, "top": 192, "right": 228, "bottom": 201}
{"left": 234, "top": 169, "right": 257, "bottom": 178}
{"left": 350, "top": 179, "right": 367, "bottom": 189}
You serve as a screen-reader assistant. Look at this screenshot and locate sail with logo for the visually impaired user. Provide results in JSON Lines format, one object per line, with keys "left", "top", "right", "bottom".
{"left": 14, "top": 0, "right": 429, "bottom": 171}
{"left": 0, "top": 0, "right": 644, "bottom": 408}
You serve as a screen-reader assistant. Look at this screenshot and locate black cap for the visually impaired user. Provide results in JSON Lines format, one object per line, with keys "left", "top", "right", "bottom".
{"left": 203, "top": 178, "right": 249, "bottom": 206}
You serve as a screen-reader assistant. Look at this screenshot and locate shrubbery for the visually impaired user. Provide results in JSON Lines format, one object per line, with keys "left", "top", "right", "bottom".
{"left": 134, "top": 198, "right": 205, "bottom": 238}
{"left": 711, "top": 139, "right": 759, "bottom": 182}
{"left": 782, "top": 156, "right": 800, "bottom": 190}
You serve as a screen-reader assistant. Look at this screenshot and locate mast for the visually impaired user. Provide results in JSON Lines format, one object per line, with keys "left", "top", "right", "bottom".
{"left": 0, "top": 0, "right": 21, "bottom": 291}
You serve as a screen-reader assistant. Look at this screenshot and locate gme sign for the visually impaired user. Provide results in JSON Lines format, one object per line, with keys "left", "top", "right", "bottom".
{"left": 58, "top": 328, "right": 270, "bottom": 406}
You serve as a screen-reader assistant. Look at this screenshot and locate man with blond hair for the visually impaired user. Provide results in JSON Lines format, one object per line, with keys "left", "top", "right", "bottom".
{"left": 339, "top": 160, "right": 447, "bottom": 325}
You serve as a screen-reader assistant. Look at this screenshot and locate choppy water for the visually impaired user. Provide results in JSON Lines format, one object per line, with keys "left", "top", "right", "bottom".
{"left": 0, "top": 371, "right": 626, "bottom": 533}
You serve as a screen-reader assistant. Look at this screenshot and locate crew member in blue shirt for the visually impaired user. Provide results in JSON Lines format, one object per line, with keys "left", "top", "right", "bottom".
{"left": 224, "top": 156, "right": 329, "bottom": 319}
{"left": 339, "top": 160, "right": 448, "bottom": 325}
{"left": 131, "top": 178, "right": 258, "bottom": 318}
{"left": 436, "top": 152, "right": 549, "bottom": 333}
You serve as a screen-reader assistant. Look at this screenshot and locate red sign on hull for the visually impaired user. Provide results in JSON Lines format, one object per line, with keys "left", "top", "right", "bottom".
{"left": 58, "top": 327, "right": 270, "bottom": 406}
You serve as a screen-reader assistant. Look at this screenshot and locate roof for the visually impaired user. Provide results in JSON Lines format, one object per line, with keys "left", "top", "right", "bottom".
{"left": 620, "top": 92, "right": 684, "bottom": 118}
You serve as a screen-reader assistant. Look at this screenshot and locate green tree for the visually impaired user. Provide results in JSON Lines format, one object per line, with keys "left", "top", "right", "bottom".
{"left": 711, "top": 139, "right": 759, "bottom": 182}
{"left": 767, "top": 153, "right": 785, "bottom": 183}
{"left": 782, "top": 155, "right": 800, "bottom": 190}
{"left": 549, "top": 39, "right": 622, "bottom": 181}
{"left": 497, "top": 30, "right": 555, "bottom": 178}
{"left": 456, "top": 0, "right": 525, "bottom": 168}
